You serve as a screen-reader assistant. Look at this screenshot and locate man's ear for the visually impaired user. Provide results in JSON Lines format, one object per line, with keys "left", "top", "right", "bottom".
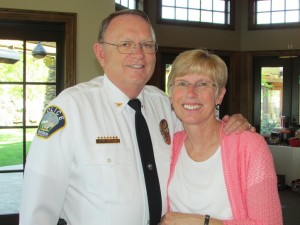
{"left": 94, "top": 43, "right": 105, "bottom": 68}
{"left": 169, "top": 96, "right": 173, "bottom": 104}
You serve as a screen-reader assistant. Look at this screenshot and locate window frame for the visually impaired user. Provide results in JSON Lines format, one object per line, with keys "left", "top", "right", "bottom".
{"left": 157, "top": 0, "right": 235, "bottom": 30}
{"left": 115, "top": 0, "right": 147, "bottom": 11}
{"left": 0, "top": 8, "right": 76, "bottom": 224}
{"left": 0, "top": 8, "right": 77, "bottom": 88}
{"left": 249, "top": 50, "right": 300, "bottom": 134}
{"left": 248, "top": 0, "right": 300, "bottom": 30}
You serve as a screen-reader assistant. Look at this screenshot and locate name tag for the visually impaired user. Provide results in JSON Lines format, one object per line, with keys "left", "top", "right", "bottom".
{"left": 96, "top": 136, "right": 120, "bottom": 144}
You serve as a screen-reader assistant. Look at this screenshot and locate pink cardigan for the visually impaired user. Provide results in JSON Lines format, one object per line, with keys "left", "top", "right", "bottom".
{"left": 167, "top": 124, "right": 283, "bottom": 225}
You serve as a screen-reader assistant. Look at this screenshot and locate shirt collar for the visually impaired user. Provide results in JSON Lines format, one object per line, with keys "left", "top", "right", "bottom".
{"left": 103, "top": 75, "right": 145, "bottom": 115}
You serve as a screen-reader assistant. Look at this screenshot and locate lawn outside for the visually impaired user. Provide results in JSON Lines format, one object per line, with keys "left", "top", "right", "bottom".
{"left": 0, "top": 129, "right": 35, "bottom": 167}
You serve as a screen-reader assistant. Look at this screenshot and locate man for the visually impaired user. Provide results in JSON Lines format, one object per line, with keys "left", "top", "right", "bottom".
{"left": 19, "top": 9, "right": 253, "bottom": 225}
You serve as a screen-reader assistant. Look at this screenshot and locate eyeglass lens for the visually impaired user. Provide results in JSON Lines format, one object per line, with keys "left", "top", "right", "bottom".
{"left": 118, "top": 41, "right": 157, "bottom": 54}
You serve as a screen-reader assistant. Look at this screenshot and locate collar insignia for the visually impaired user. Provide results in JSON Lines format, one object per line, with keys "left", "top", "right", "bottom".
{"left": 115, "top": 102, "right": 123, "bottom": 107}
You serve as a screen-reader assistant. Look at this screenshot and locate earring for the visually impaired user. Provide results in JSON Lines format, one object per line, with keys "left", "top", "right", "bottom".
{"left": 215, "top": 104, "right": 220, "bottom": 119}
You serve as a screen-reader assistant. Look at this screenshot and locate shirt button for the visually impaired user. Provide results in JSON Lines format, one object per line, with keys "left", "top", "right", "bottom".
{"left": 107, "top": 158, "right": 111, "bottom": 163}
{"left": 147, "top": 164, "right": 153, "bottom": 170}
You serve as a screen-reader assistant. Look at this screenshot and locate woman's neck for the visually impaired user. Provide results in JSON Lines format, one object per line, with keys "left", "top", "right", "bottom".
{"left": 184, "top": 120, "right": 221, "bottom": 162}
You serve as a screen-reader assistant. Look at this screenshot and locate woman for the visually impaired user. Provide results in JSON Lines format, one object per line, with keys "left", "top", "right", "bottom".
{"left": 160, "top": 49, "right": 282, "bottom": 225}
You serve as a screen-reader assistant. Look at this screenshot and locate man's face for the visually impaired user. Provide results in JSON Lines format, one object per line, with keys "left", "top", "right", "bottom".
{"left": 94, "top": 14, "right": 156, "bottom": 95}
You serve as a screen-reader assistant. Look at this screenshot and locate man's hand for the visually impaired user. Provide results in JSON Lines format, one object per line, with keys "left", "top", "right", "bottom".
{"left": 222, "top": 114, "right": 256, "bottom": 135}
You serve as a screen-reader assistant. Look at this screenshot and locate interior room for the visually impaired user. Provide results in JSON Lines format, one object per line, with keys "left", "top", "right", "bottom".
{"left": 0, "top": 0, "right": 299, "bottom": 224}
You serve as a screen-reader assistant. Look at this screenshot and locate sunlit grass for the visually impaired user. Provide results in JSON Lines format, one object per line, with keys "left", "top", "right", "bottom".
{"left": 0, "top": 130, "right": 34, "bottom": 167}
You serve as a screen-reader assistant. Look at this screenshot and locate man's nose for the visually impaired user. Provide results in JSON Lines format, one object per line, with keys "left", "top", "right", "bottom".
{"left": 132, "top": 44, "right": 144, "bottom": 54}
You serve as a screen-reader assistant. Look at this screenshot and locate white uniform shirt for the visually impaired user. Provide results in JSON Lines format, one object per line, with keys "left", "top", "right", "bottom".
{"left": 168, "top": 146, "right": 233, "bottom": 220}
{"left": 19, "top": 75, "right": 181, "bottom": 225}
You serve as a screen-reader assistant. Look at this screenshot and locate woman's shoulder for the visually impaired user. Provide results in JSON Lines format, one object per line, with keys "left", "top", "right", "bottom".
{"left": 223, "top": 129, "right": 268, "bottom": 153}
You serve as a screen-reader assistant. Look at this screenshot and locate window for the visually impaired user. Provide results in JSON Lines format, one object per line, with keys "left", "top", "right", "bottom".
{"left": 115, "top": 0, "right": 147, "bottom": 12}
{"left": 0, "top": 40, "right": 58, "bottom": 215}
{"left": 158, "top": 0, "right": 234, "bottom": 29}
{"left": 0, "top": 8, "right": 76, "bottom": 224}
{"left": 249, "top": 0, "right": 300, "bottom": 29}
{"left": 253, "top": 56, "right": 300, "bottom": 140}
{"left": 115, "top": 0, "right": 136, "bottom": 9}
{"left": 117, "top": 0, "right": 144, "bottom": 10}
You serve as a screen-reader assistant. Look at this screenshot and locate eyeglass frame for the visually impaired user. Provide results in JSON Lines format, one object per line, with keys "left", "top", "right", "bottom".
{"left": 171, "top": 80, "right": 217, "bottom": 92}
{"left": 99, "top": 40, "right": 158, "bottom": 54}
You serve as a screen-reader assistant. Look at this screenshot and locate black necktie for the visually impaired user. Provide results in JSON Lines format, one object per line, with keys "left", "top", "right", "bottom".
{"left": 128, "top": 99, "right": 162, "bottom": 225}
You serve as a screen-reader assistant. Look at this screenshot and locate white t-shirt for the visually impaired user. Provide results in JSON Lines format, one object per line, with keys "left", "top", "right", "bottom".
{"left": 169, "top": 146, "right": 233, "bottom": 220}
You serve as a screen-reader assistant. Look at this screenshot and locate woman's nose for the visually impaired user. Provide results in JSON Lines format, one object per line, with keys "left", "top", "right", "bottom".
{"left": 186, "top": 84, "right": 197, "bottom": 95}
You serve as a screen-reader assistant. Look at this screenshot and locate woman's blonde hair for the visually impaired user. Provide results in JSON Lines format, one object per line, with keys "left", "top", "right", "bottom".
{"left": 167, "top": 49, "right": 228, "bottom": 97}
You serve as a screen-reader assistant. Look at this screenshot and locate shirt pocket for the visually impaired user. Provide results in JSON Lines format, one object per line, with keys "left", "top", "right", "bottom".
{"left": 86, "top": 144, "right": 132, "bottom": 166}
{"left": 85, "top": 145, "right": 137, "bottom": 203}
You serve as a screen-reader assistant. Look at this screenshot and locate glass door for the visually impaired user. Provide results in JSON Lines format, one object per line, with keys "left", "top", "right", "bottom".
{"left": 253, "top": 56, "right": 300, "bottom": 136}
{"left": 0, "top": 39, "right": 57, "bottom": 215}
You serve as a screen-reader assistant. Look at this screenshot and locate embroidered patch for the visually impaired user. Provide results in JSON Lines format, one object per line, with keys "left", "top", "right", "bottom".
{"left": 159, "top": 119, "right": 171, "bottom": 145}
{"left": 37, "top": 105, "right": 66, "bottom": 139}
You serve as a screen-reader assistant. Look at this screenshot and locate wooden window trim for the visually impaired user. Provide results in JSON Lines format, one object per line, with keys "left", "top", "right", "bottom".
{"left": 248, "top": 0, "right": 300, "bottom": 30}
{"left": 0, "top": 8, "right": 77, "bottom": 88}
{"left": 115, "top": 0, "right": 147, "bottom": 11}
{"left": 156, "top": 0, "right": 235, "bottom": 30}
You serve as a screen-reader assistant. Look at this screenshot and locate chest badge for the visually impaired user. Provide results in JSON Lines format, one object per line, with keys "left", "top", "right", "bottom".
{"left": 96, "top": 136, "right": 120, "bottom": 144}
{"left": 159, "top": 119, "right": 171, "bottom": 145}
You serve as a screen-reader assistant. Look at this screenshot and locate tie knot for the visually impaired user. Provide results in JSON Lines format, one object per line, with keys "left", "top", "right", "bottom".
{"left": 128, "top": 99, "right": 142, "bottom": 112}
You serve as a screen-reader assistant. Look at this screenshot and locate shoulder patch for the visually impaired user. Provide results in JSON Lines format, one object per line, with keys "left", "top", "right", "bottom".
{"left": 37, "top": 105, "right": 66, "bottom": 139}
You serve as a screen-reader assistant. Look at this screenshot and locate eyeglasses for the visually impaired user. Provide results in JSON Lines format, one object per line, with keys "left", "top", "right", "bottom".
{"left": 172, "top": 80, "right": 217, "bottom": 93}
{"left": 100, "top": 40, "right": 158, "bottom": 54}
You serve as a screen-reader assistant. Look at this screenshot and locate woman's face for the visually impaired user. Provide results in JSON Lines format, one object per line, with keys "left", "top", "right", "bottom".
{"left": 170, "top": 73, "right": 225, "bottom": 126}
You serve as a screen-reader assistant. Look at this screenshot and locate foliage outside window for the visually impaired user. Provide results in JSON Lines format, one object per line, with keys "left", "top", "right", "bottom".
{"left": 158, "top": 0, "right": 234, "bottom": 29}
{"left": 0, "top": 9, "right": 76, "bottom": 223}
{"left": 260, "top": 67, "right": 282, "bottom": 135}
{"left": 0, "top": 40, "right": 57, "bottom": 215}
{"left": 249, "top": 0, "right": 300, "bottom": 29}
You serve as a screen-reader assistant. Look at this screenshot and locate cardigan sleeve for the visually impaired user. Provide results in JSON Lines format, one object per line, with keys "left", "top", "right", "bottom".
{"left": 223, "top": 133, "right": 283, "bottom": 225}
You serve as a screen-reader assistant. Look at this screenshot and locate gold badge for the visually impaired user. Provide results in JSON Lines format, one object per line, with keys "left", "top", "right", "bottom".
{"left": 159, "top": 119, "right": 171, "bottom": 145}
{"left": 115, "top": 102, "right": 123, "bottom": 107}
{"left": 96, "top": 136, "right": 120, "bottom": 144}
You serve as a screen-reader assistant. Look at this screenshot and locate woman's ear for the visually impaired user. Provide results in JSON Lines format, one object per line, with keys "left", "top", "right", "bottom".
{"left": 94, "top": 43, "right": 105, "bottom": 68}
{"left": 216, "top": 87, "right": 226, "bottom": 105}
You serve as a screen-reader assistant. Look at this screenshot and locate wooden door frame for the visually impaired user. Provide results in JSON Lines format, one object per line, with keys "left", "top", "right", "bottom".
{"left": 0, "top": 8, "right": 77, "bottom": 225}
{"left": 0, "top": 8, "right": 77, "bottom": 88}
